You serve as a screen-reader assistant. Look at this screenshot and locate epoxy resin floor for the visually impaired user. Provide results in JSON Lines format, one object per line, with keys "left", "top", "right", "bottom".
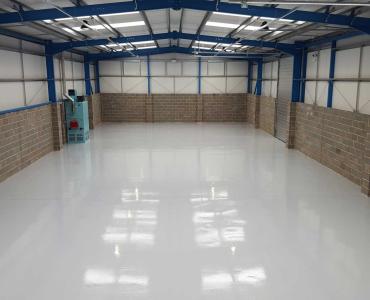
{"left": 1, "top": 123, "right": 370, "bottom": 300}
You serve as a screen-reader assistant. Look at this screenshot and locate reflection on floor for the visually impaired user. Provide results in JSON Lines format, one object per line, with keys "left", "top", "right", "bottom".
{"left": 0, "top": 123, "right": 370, "bottom": 300}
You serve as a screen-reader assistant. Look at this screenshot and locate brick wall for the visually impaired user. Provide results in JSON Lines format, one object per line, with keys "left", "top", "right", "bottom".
{"left": 101, "top": 93, "right": 147, "bottom": 122}
{"left": 0, "top": 105, "right": 56, "bottom": 182}
{"left": 246, "top": 94, "right": 258, "bottom": 125}
{"left": 202, "top": 94, "right": 247, "bottom": 122}
{"left": 88, "top": 93, "right": 102, "bottom": 129}
{"left": 101, "top": 93, "right": 247, "bottom": 122}
{"left": 152, "top": 94, "right": 198, "bottom": 122}
{"left": 259, "top": 96, "right": 276, "bottom": 135}
{"left": 293, "top": 103, "right": 367, "bottom": 187}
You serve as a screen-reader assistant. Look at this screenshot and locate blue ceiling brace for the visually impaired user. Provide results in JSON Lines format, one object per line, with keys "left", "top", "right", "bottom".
{"left": 49, "top": 31, "right": 300, "bottom": 55}
{"left": 85, "top": 46, "right": 266, "bottom": 62}
{"left": 1, "top": 0, "right": 369, "bottom": 34}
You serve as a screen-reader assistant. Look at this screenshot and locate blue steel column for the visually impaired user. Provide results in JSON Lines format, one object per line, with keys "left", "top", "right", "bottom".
{"left": 300, "top": 49, "right": 308, "bottom": 103}
{"left": 247, "top": 61, "right": 253, "bottom": 94}
{"left": 147, "top": 55, "right": 151, "bottom": 95}
{"left": 255, "top": 60, "right": 263, "bottom": 96}
{"left": 291, "top": 51, "right": 303, "bottom": 102}
{"left": 95, "top": 61, "right": 100, "bottom": 93}
{"left": 198, "top": 57, "right": 201, "bottom": 95}
{"left": 327, "top": 41, "right": 336, "bottom": 108}
{"left": 45, "top": 44, "right": 56, "bottom": 102}
{"left": 84, "top": 59, "right": 91, "bottom": 96}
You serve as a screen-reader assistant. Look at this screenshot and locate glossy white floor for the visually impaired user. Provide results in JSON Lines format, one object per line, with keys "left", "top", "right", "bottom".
{"left": 0, "top": 123, "right": 370, "bottom": 300}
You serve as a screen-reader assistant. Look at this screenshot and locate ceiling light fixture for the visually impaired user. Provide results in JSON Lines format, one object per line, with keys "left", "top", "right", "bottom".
{"left": 206, "top": 21, "right": 240, "bottom": 29}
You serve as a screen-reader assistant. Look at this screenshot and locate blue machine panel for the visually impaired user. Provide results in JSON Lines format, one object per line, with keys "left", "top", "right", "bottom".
{"left": 65, "top": 101, "right": 90, "bottom": 144}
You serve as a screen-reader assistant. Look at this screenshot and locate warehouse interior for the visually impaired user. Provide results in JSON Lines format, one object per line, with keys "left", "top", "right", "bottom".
{"left": 1, "top": 0, "right": 370, "bottom": 299}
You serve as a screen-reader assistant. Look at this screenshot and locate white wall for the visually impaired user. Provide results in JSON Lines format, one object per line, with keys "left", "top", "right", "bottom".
{"left": 99, "top": 57, "right": 248, "bottom": 94}
{"left": 0, "top": 48, "right": 48, "bottom": 110}
{"left": 305, "top": 45, "right": 370, "bottom": 113}
{"left": 0, "top": 38, "right": 92, "bottom": 111}
{"left": 262, "top": 61, "right": 279, "bottom": 98}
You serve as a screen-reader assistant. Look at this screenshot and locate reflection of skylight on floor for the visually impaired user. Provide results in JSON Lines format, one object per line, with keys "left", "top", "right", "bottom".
{"left": 202, "top": 267, "right": 266, "bottom": 290}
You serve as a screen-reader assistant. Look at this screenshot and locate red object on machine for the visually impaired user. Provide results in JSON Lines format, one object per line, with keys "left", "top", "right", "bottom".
{"left": 69, "top": 120, "right": 79, "bottom": 129}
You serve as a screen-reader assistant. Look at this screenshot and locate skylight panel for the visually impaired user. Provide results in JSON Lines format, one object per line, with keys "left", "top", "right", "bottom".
{"left": 56, "top": 16, "right": 91, "bottom": 21}
{"left": 62, "top": 27, "right": 78, "bottom": 36}
{"left": 136, "top": 45, "right": 157, "bottom": 50}
{"left": 206, "top": 21, "right": 240, "bottom": 29}
{"left": 194, "top": 41, "right": 217, "bottom": 46}
{"left": 192, "top": 46, "right": 212, "bottom": 50}
{"left": 244, "top": 25, "right": 278, "bottom": 31}
{"left": 213, "top": 12, "right": 251, "bottom": 18}
{"left": 72, "top": 21, "right": 145, "bottom": 31}
{"left": 100, "top": 12, "right": 140, "bottom": 17}
{"left": 132, "top": 40, "right": 155, "bottom": 45}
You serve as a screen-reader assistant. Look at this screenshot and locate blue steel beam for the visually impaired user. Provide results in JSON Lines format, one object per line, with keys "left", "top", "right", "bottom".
{"left": 182, "top": 0, "right": 370, "bottom": 34}
{"left": 86, "top": 46, "right": 266, "bottom": 62}
{"left": 84, "top": 59, "right": 91, "bottom": 96}
{"left": 327, "top": 41, "right": 337, "bottom": 108}
{"left": 247, "top": 62, "right": 253, "bottom": 94}
{"left": 147, "top": 55, "right": 151, "bottom": 95}
{"left": 0, "top": 0, "right": 369, "bottom": 34}
{"left": 0, "top": 27, "right": 46, "bottom": 45}
{"left": 45, "top": 44, "right": 56, "bottom": 103}
{"left": 50, "top": 31, "right": 299, "bottom": 55}
{"left": 300, "top": 48, "right": 308, "bottom": 103}
{"left": 291, "top": 50, "right": 304, "bottom": 102}
{"left": 95, "top": 61, "right": 100, "bottom": 93}
{"left": 198, "top": 57, "right": 201, "bottom": 95}
{"left": 255, "top": 60, "right": 263, "bottom": 96}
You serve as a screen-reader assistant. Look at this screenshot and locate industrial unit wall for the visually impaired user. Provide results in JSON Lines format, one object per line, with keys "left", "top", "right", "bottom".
{"left": 304, "top": 44, "right": 370, "bottom": 113}
{"left": 99, "top": 56, "right": 249, "bottom": 94}
{"left": 0, "top": 35, "right": 96, "bottom": 112}
{"left": 100, "top": 93, "right": 247, "bottom": 122}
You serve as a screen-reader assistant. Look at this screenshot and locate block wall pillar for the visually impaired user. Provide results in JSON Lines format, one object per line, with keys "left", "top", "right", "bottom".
{"left": 51, "top": 102, "right": 64, "bottom": 151}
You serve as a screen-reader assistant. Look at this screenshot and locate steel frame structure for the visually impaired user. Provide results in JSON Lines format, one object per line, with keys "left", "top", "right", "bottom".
{"left": 0, "top": 0, "right": 369, "bottom": 107}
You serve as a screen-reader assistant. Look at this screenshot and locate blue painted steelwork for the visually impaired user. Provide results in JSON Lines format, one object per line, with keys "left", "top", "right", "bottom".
{"left": 291, "top": 51, "right": 303, "bottom": 102}
{"left": 95, "top": 61, "right": 100, "bottom": 93}
{"left": 86, "top": 46, "right": 265, "bottom": 61}
{"left": 0, "top": 27, "right": 45, "bottom": 45}
{"left": 84, "top": 60, "right": 91, "bottom": 96}
{"left": 1, "top": 0, "right": 369, "bottom": 34}
{"left": 45, "top": 46, "right": 57, "bottom": 103}
{"left": 327, "top": 41, "right": 337, "bottom": 108}
{"left": 0, "top": 1, "right": 167, "bottom": 24}
{"left": 147, "top": 55, "right": 151, "bottom": 95}
{"left": 303, "top": 31, "right": 364, "bottom": 49}
{"left": 255, "top": 60, "right": 263, "bottom": 96}
{"left": 247, "top": 62, "right": 253, "bottom": 94}
{"left": 300, "top": 49, "right": 308, "bottom": 103}
{"left": 51, "top": 31, "right": 299, "bottom": 55}
{"left": 198, "top": 57, "right": 201, "bottom": 95}
{"left": 0, "top": 102, "right": 50, "bottom": 116}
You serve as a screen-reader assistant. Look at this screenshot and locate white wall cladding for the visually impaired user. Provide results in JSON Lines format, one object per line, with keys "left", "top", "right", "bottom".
{"left": 305, "top": 45, "right": 370, "bottom": 113}
{"left": 0, "top": 47, "right": 48, "bottom": 110}
{"left": 305, "top": 49, "right": 329, "bottom": 106}
{"left": 262, "top": 61, "right": 278, "bottom": 98}
{"left": 99, "top": 57, "right": 248, "bottom": 94}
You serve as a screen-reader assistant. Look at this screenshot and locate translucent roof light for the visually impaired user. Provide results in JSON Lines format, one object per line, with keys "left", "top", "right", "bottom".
{"left": 206, "top": 21, "right": 240, "bottom": 29}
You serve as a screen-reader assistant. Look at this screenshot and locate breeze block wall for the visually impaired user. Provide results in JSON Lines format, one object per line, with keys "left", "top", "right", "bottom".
{"left": 100, "top": 93, "right": 248, "bottom": 122}
{"left": 101, "top": 93, "right": 148, "bottom": 122}
{"left": 202, "top": 94, "right": 247, "bottom": 122}
{"left": 293, "top": 103, "right": 368, "bottom": 188}
{"left": 0, "top": 105, "right": 55, "bottom": 182}
{"left": 259, "top": 96, "right": 276, "bottom": 135}
{"left": 152, "top": 94, "right": 198, "bottom": 122}
{"left": 88, "top": 93, "right": 102, "bottom": 129}
{"left": 246, "top": 94, "right": 259, "bottom": 126}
